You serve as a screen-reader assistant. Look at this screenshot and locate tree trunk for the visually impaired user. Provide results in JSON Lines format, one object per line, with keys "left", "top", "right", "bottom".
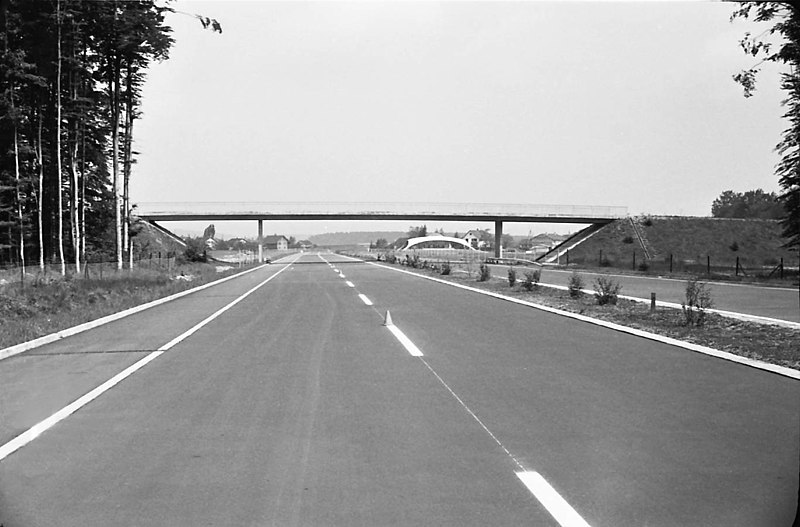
{"left": 56, "top": 0, "right": 65, "bottom": 275}
{"left": 36, "top": 112, "right": 44, "bottom": 270}
{"left": 13, "top": 124, "right": 25, "bottom": 278}
{"left": 111, "top": 56, "right": 122, "bottom": 270}
{"left": 122, "top": 62, "right": 135, "bottom": 267}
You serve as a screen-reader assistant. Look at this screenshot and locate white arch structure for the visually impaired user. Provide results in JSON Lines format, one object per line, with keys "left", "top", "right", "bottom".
{"left": 400, "top": 236, "right": 478, "bottom": 251}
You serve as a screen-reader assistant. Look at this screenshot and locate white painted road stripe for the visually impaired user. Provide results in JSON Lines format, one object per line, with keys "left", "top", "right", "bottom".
{"left": 345, "top": 281, "right": 355, "bottom": 287}
{"left": 373, "top": 263, "right": 800, "bottom": 380}
{"left": 0, "top": 258, "right": 297, "bottom": 462}
{"left": 385, "top": 323, "right": 424, "bottom": 357}
{"left": 516, "top": 472, "right": 592, "bottom": 527}
{"left": 0, "top": 262, "right": 273, "bottom": 362}
{"left": 358, "top": 294, "right": 373, "bottom": 306}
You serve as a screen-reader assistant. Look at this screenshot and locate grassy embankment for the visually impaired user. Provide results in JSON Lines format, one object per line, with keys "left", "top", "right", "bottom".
{"left": 565, "top": 217, "right": 798, "bottom": 282}
{"left": 351, "top": 251, "right": 799, "bottom": 371}
{"left": 0, "top": 261, "right": 256, "bottom": 351}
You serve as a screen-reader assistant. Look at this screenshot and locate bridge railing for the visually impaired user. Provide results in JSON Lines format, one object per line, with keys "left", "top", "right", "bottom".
{"left": 134, "top": 201, "right": 627, "bottom": 219}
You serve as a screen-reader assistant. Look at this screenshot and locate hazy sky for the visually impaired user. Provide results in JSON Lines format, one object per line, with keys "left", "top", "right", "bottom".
{"left": 134, "top": 0, "right": 789, "bottom": 237}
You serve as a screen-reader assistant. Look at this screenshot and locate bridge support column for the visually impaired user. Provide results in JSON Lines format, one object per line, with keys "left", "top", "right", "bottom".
{"left": 494, "top": 220, "right": 503, "bottom": 258}
{"left": 257, "top": 219, "right": 264, "bottom": 262}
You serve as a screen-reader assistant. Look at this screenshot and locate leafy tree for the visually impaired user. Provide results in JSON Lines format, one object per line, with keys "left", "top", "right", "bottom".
{"left": 182, "top": 236, "right": 207, "bottom": 262}
{"left": 407, "top": 225, "right": 427, "bottom": 238}
{"left": 731, "top": 3, "right": 800, "bottom": 247}
{"left": 373, "top": 238, "right": 388, "bottom": 249}
{"left": 711, "top": 189, "right": 784, "bottom": 219}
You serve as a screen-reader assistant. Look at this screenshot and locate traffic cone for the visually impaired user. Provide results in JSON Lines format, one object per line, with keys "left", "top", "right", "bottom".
{"left": 383, "top": 310, "right": 393, "bottom": 326}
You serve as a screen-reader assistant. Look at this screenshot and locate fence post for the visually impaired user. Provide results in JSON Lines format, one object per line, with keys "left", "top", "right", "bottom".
{"left": 599, "top": 249, "right": 603, "bottom": 265}
{"left": 707, "top": 255, "right": 710, "bottom": 276}
{"left": 650, "top": 292, "right": 656, "bottom": 312}
{"left": 669, "top": 254, "right": 673, "bottom": 273}
{"left": 632, "top": 251, "right": 636, "bottom": 271}
{"left": 566, "top": 249, "right": 569, "bottom": 266}
{"left": 735, "top": 256, "right": 740, "bottom": 277}
{"left": 780, "top": 257, "right": 784, "bottom": 280}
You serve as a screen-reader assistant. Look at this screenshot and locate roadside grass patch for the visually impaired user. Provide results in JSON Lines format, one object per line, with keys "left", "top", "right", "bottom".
{"left": 0, "top": 263, "right": 254, "bottom": 350}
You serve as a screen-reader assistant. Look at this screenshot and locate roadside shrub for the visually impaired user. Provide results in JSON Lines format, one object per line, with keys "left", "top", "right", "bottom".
{"left": 441, "top": 261, "right": 451, "bottom": 275}
{"left": 478, "top": 263, "right": 491, "bottom": 282}
{"left": 599, "top": 257, "right": 613, "bottom": 267}
{"left": 642, "top": 217, "right": 653, "bottom": 227}
{"left": 682, "top": 278, "right": 714, "bottom": 326}
{"left": 507, "top": 267, "right": 516, "bottom": 287}
{"left": 182, "top": 238, "right": 208, "bottom": 263}
{"left": 386, "top": 253, "right": 397, "bottom": 264}
{"left": 404, "top": 254, "right": 422, "bottom": 268}
{"left": 637, "top": 260, "right": 650, "bottom": 272}
{"left": 622, "top": 235, "right": 634, "bottom": 244}
{"left": 729, "top": 241, "right": 739, "bottom": 252}
{"left": 593, "top": 275, "right": 621, "bottom": 305}
{"left": 521, "top": 269, "right": 541, "bottom": 291}
{"left": 567, "top": 271, "right": 584, "bottom": 298}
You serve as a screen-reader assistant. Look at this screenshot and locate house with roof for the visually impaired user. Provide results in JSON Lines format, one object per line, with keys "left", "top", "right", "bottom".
{"left": 263, "top": 234, "right": 289, "bottom": 250}
{"left": 463, "top": 230, "right": 481, "bottom": 249}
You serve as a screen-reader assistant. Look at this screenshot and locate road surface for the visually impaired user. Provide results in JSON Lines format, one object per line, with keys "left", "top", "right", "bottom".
{"left": 1, "top": 253, "right": 797, "bottom": 526}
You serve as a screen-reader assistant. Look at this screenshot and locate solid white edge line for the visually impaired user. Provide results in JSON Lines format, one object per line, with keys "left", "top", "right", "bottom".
{"left": 0, "top": 263, "right": 272, "bottom": 362}
{"left": 358, "top": 294, "right": 373, "bottom": 306}
{"left": 345, "top": 281, "right": 355, "bottom": 287}
{"left": 516, "top": 472, "right": 592, "bottom": 527}
{"left": 386, "top": 323, "right": 424, "bottom": 357}
{"left": 371, "top": 263, "right": 800, "bottom": 380}
{"left": 0, "top": 258, "right": 297, "bottom": 462}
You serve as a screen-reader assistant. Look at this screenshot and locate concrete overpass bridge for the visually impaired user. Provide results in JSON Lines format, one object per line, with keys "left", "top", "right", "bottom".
{"left": 134, "top": 201, "right": 627, "bottom": 259}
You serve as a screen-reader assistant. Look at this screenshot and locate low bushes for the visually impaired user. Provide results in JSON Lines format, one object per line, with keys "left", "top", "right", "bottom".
{"left": 593, "top": 275, "right": 621, "bottom": 305}
{"left": 521, "top": 269, "right": 541, "bottom": 291}
{"left": 567, "top": 271, "right": 584, "bottom": 298}
{"left": 478, "top": 263, "right": 491, "bottom": 282}
{"left": 682, "top": 278, "right": 714, "bottom": 326}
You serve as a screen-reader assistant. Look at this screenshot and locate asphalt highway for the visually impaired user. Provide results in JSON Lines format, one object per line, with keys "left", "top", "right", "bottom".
{"left": 0, "top": 253, "right": 797, "bottom": 526}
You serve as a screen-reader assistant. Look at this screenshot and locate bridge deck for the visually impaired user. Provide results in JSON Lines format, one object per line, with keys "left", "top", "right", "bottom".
{"left": 135, "top": 202, "right": 627, "bottom": 224}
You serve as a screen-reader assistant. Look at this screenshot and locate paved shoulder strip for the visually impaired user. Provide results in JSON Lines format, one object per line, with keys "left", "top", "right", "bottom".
{"left": 370, "top": 263, "right": 800, "bottom": 380}
{"left": 0, "top": 260, "right": 296, "bottom": 462}
{"left": 0, "top": 263, "right": 275, "bottom": 362}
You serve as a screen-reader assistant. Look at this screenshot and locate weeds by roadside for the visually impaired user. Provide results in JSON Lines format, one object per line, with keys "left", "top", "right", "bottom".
{"left": 682, "top": 278, "right": 714, "bottom": 326}
{"left": 568, "top": 271, "right": 585, "bottom": 298}
{"left": 0, "top": 263, "right": 255, "bottom": 350}
{"left": 521, "top": 269, "right": 541, "bottom": 291}
{"left": 593, "top": 275, "right": 621, "bottom": 305}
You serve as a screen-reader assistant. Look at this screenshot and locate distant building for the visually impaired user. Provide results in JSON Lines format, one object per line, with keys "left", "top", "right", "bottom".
{"left": 263, "top": 235, "right": 289, "bottom": 250}
{"left": 463, "top": 230, "right": 480, "bottom": 249}
{"left": 297, "top": 240, "right": 314, "bottom": 250}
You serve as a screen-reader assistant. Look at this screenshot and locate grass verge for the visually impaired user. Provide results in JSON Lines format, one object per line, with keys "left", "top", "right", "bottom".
{"left": 0, "top": 263, "right": 257, "bottom": 351}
